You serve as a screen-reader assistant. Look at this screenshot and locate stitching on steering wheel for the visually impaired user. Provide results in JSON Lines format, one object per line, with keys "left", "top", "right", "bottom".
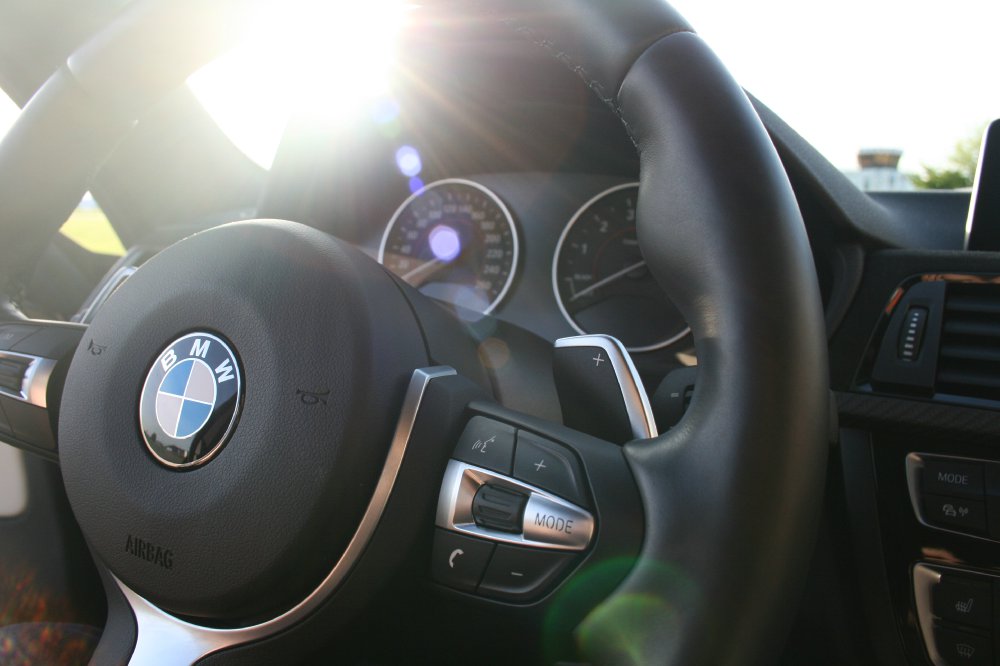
{"left": 497, "top": 16, "right": 693, "bottom": 149}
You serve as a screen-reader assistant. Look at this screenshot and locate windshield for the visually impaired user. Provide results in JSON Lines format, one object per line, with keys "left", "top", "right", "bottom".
{"left": 0, "top": 88, "right": 123, "bottom": 255}
{"left": 183, "top": 0, "right": 1000, "bottom": 190}
{"left": 677, "top": 0, "right": 1000, "bottom": 189}
{"left": 4, "top": 3, "right": 999, "bottom": 190}
{"left": 0, "top": 89, "right": 15, "bottom": 142}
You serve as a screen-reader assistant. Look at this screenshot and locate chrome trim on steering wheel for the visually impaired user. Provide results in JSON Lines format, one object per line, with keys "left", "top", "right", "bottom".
{"left": 115, "top": 366, "right": 457, "bottom": 665}
{"left": 436, "top": 459, "right": 595, "bottom": 551}
{"left": 0, "top": 350, "right": 57, "bottom": 409}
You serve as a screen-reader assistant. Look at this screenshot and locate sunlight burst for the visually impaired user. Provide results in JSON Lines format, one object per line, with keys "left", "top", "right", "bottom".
{"left": 188, "top": 0, "right": 407, "bottom": 169}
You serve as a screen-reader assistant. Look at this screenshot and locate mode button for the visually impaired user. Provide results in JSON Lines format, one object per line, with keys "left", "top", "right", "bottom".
{"left": 522, "top": 493, "right": 594, "bottom": 550}
{"left": 923, "top": 459, "right": 983, "bottom": 499}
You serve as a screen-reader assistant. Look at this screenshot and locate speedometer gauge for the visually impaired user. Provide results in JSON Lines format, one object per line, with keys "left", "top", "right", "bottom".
{"left": 379, "top": 179, "right": 518, "bottom": 314}
{"left": 553, "top": 183, "right": 689, "bottom": 352}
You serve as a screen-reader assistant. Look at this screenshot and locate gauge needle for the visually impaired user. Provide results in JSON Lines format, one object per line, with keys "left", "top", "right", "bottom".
{"left": 400, "top": 258, "right": 443, "bottom": 286}
{"left": 570, "top": 259, "right": 647, "bottom": 302}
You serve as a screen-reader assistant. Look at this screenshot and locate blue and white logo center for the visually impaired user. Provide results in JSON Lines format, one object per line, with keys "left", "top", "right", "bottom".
{"left": 139, "top": 332, "right": 242, "bottom": 469}
{"left": 155, "top": 358, "right": 218, "bottom": 439}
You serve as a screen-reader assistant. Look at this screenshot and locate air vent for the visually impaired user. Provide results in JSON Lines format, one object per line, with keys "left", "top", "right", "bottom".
{"left": 936, "top": 283, "right": 1000, "bottom": 400}
{"left": 0, "top": 352, "right": 32, "bottom": 399}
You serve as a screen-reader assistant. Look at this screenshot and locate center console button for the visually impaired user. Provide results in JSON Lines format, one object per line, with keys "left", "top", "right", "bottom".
{"left": 932, "top": 574, "right": 992, "bottom": 629}
{"left": 924, "top": 459, "right": 984, "bottom": 499}
{"left": 923, "top": 494, "right": 987, "bottom": 533}
{"left": 932, "top": 626, "right": 991, "bottom": 666}
{"left": 514, "top": 430, "right": 588, "bottom": 507}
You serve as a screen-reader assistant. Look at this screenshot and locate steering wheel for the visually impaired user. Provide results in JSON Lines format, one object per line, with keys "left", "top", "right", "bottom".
{"left": 0, "top": 0, "right": 828, "bottom": 663}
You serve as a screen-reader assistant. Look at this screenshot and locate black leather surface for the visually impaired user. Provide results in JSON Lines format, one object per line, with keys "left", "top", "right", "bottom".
{"left": 473, "top": 0, "right": 691, "bottom": 110}
{"left": 0, "top": 0, "right": 249, "bottom": 293}
{"left": 58, "top": 221, "right": 428, "bottom": 622}
{"left": 599, "top": 31, "right": 829, "bottom": 664}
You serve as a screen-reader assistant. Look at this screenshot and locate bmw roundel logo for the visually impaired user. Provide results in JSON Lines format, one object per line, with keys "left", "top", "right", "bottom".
{"left": 139, "top": 332, "right": 242, "bottom": 469}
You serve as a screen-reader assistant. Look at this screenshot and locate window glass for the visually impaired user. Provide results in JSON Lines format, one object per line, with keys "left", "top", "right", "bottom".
{"left": 674, "top": 0, "right": 1000, "bottom": 190}
{"left": 0, "top": 88, "right": 17, "bottom": 142}
{"left": 0, "top": 89, "right": 124, "bottom": 255}
{"left": 61, "top": 193, "right": 126, "bottom": 256}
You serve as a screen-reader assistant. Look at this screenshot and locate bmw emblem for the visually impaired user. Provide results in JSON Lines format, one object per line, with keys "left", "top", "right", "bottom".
{"left": 139, "top": 332, "right": 242, "bottom": 469}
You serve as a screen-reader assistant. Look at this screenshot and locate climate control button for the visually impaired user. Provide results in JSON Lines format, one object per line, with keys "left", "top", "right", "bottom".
{"left": 924, "top": 494, "right": 987, "bottom": 533}
{"left": 932, "top": 573, "right": 992, "bottom": 629}
{"left": 924, "top": 459, "right": 984, "bottom": 499}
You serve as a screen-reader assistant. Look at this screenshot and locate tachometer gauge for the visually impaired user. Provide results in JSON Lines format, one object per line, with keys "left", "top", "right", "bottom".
{"left": 379, "top": 179, "right": 518, "bottom": 314}
{"left": 553, "top": 183, "right": 689, "bottom": 352}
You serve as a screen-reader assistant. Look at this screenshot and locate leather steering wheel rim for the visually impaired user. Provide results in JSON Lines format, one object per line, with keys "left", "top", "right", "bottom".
{"left": 0, "top": 0, "right": 829, "bottom": 663}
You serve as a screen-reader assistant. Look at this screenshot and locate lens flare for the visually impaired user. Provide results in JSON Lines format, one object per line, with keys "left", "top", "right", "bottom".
{"left": 395, "top": 145, "right": 422, "bottom": 177}
{"left": 428, "top": 224, "right": 461, "bottom": 262}
{"left": 188, "top": 0, "right": 408, "bottom": 169}
{"left": 540, "top": 557, "right": 698, "bottom": 665}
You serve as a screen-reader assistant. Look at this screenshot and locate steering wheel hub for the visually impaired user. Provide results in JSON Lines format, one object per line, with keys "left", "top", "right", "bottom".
{"left": 58, "top": 220, "right": 428, "bottom": 624}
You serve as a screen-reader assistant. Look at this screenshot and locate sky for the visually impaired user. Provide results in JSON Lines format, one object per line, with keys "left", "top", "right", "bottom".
{"left": 673, "top": 0, "right": 1000, "bottom": 172}
{"left": 1, "top": 0, "right": 999, "bottom": 174}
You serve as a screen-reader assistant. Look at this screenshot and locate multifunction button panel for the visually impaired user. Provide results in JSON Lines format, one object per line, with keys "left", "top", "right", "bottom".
{"left": 433, "top": 417, "right": 595, "bottom": 602}
{"left": 907, "top": 454, "right": 1000, "bottom": 540}
{"left": 914, "top": 563, "right": 1000, "bottom": 666}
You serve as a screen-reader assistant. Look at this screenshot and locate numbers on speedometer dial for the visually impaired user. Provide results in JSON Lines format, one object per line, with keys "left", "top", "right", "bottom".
{"left": 553, "top": 183, "right": 689, "bottom": 352}
{"left": 379, "top": 179, "right": 519, "bottom": 314}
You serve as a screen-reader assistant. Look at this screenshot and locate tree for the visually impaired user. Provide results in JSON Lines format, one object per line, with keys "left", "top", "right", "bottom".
{"left": 911, "top": 126, "right": 984, "bottom": 190}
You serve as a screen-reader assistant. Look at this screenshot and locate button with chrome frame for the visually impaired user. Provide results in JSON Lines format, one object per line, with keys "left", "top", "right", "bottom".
{"left": 924, "top": 494, "right": 986, "bottom": 533}
{"left": 521, "top": 493, "right": 592, "bottom": 550}
{"left": 436, "top": 459, "right": 595, "bottom": 552}
{"left": 932, "top": 626, "right": 991, "bottom": 666}
{"left": 932, "top": 573, "right": 991, "bottom": 629}
{"left": 472, "top": 484, "right": 527, "bottom": 533}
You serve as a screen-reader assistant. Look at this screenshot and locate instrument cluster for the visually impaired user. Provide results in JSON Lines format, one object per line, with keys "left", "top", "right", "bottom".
{"left": 378, "top": 178, "right": 690, "bottom": 355}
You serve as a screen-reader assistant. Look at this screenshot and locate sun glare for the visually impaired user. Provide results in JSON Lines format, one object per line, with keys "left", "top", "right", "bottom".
{"left": 188, "top": 0, "right": 406, "bottom": 170}
{"left": 0, "top": 89, "right": 19, "bottom": 143}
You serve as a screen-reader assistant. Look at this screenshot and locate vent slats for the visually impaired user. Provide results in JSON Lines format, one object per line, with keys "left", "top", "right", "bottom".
{"left": 937, "top": 368, "right": 1000, "bottom": 390}
{"left": 937, "top": 283, "right": 1000, "bottom": 400}
{"left": 939, "top": 345, "right": 1000, "bottom": 363}
{"left": 942, "top": 320, "right": 1000, "bottom": 337}
{"left": 947, "top": 295, "right": 1000, "bottom": 315}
